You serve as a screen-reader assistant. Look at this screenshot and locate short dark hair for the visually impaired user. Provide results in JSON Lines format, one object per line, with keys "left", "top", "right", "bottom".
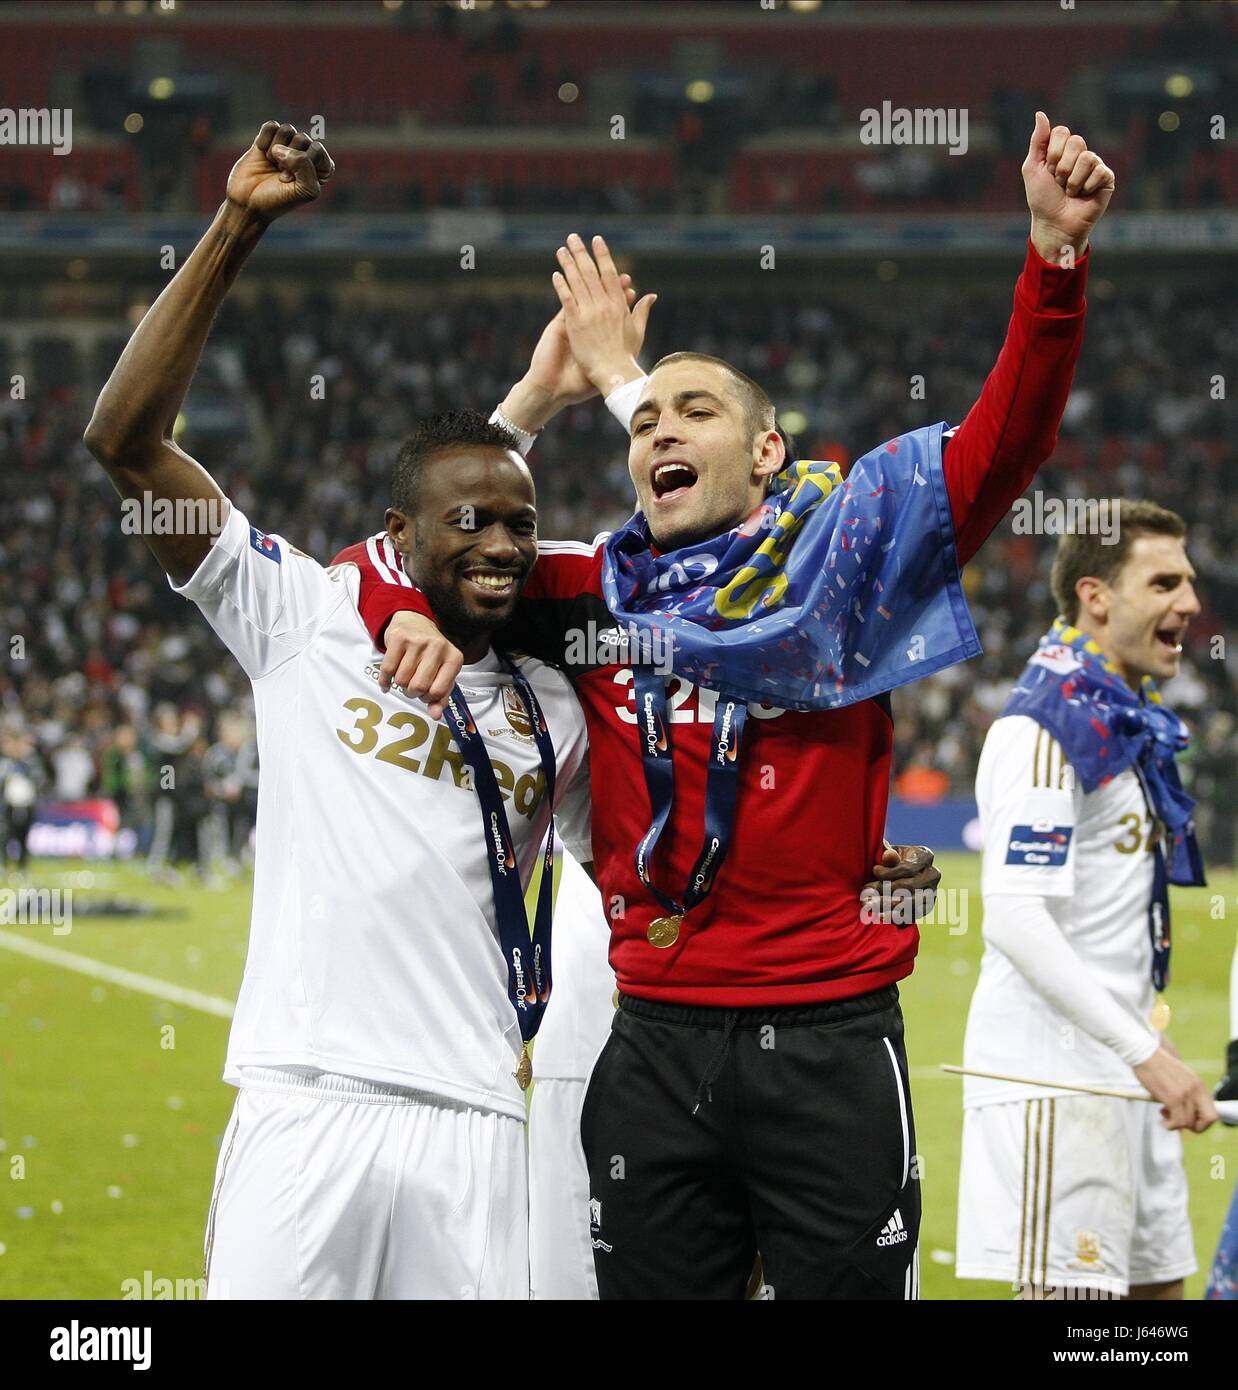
{"left": 1050, "top": 499, "right": 1187, "bottom": 623}
{"left": 651, "top": 351, "right": 776, "bottom": 442}
{"left": 391, "top": 410, "right": 521, "bottom": 514}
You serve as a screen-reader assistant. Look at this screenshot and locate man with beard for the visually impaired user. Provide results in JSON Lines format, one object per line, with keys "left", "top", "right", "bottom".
{"left": 83, "top": 122, "right": 595, "bottom": 1299}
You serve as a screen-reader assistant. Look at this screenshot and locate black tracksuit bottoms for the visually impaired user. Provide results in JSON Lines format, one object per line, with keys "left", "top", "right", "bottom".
{"left": 580, "top": 984, "right": 921, "bottom": 1300}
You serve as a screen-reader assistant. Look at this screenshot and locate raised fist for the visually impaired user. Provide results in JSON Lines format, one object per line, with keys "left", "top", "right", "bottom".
{"left": 227, "top": 121, "right": 335, "bottom": 223}
{"left": 1023, "top": 111, "right": 1115, "bottom": 259}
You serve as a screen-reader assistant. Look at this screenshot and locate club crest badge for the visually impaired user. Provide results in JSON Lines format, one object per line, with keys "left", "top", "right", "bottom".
{"left": 502, "top": 684, "right": 533, "bottom": 738}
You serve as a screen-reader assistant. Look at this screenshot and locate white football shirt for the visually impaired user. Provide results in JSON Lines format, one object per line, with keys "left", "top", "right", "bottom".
{"left": 173, "top": 502, "right": 591, "bottom": 1121}
{"left": 964, "top": 713, "right": 1158, "bottom": 1107}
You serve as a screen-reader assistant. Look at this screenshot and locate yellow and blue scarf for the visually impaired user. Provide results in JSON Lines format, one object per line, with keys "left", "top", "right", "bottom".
{"left": 600, "top": 421, "right": 980, "bottom": 712}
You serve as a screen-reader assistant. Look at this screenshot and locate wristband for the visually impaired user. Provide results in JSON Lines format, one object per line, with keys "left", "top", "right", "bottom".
{"left": 489, "top": 407, "right": 538, "bottom": 458}
{"left": 604, "top": 375, "right": 649, "bottom": 434}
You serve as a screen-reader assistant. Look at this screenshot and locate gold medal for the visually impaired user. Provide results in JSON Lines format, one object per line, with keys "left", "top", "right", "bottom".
{"left": 647, "top": 914, "right": 682, "bottom": 949}
{"left": 515, "top": 1045, "right": 533, "bottom": 1091}
{"left": 1149, "top": 996, "right": 1171, "bottom": 1032}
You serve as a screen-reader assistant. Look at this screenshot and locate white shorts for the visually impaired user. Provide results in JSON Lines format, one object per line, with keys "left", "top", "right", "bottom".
{"left": 204, "top": 1068, "right": 529, "bottom": 1300}
{"left": 528, "top": 1077, "right": 597, "bottom": 1301}
{"left": 956, "top": 1095, "right": 1197, "bottom": 1296}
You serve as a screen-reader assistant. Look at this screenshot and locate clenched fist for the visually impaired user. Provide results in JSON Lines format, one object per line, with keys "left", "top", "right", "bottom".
{"left": 1023, "top": 111, "right": 1115, "bottom": 262}
{"left": 227, "top": 120, "right": 335, "bottom": 224}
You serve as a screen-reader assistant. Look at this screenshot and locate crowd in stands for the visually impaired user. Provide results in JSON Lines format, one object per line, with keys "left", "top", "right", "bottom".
{"left": 1, "top": 269, "right": 1234, "bottom": 871}
{"left": 2, "top": 0, "right": 1233, "bottom": 218}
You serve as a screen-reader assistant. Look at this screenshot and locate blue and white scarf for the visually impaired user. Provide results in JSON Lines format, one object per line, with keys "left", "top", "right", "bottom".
{"left": 1002, "top": 618, "right": 1204, "bottom": 886}
{"left": 600, "top": 422, "right": 980, "bottom": 712}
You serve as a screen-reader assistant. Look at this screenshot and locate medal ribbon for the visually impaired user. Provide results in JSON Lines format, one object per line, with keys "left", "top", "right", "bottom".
{"left": 631, "top": 666, "right": 747, "bottom": 921}
{"left": 1132, "top": 760, "right": 1171, "bottom": 992}
{"left": 444, "top": 657, "right": 557, "bottom": 1045}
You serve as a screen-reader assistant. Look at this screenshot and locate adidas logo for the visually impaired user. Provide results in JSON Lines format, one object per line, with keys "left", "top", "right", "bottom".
{"left": 876, "top": 1209, "right": 909, "bottom": 1247}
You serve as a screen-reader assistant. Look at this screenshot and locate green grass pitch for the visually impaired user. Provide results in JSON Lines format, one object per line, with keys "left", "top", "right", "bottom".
{"left": 0, "top": 853, "right": 1233, "bottom": 1299}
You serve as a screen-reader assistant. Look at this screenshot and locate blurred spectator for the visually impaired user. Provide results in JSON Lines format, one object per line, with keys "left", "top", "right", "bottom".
{"left": 100, "top": 723, "right": 154, "bottom": 854}
{"left": 203, "top": 712, "right": 258, "bottom": 876}
{"left": 49, "top": 171, "right": 89, "bottom": 212}
{"left": 0, "top": 729, "right": 43, "bottom": 872}
{"left": 147, "top": 705, "right": 203, "bottom": 876}
{"left": 51, "top": 734, "right": 94, "bottom": 800}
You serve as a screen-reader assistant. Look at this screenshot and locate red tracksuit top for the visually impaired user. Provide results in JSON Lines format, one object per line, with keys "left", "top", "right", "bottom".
{"left": 339, "top": 241, "right": 1088, "bottom": 1007}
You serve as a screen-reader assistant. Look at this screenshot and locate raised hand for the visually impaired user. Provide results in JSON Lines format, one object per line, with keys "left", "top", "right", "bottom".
{"left": 227, "top": 121, "right": 335, "bottom": 224}
{"left": 497, "top": 274, "right": 639, "bottom": 434}
{"left": 525, "top": 273, "right": 639, "bottom": 409}
{"left": 552, "top": 233, "right": 656, "bottom": 396}
{"left": 1023, "top": 111, "right": 1115, "bottom": 262}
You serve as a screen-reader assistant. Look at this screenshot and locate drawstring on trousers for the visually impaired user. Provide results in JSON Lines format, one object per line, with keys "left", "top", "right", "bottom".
{"left": 691, "top": 1010, "right": 740, "bottom": 1115}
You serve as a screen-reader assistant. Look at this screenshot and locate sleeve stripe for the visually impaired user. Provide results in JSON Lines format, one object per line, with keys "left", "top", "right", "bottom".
{"left": 366, "top": 532, "right": 412, "bottom": 588}
{"left": 1047, "top": 734, "right": 1067, "bottom": 790}
{"left": 1030, "top": 725, "right": 1070, "bottom": 789}
{"left": 366, "top": 534, "right": 396, "bottom": 586}
{"left": 1056, "top": 740, "right": 1071, "bottom": 790}
{"left": 537, "top": 539, "right": 600, "bottom": 557}
{"left": 382, "top": 536, "right": 412, "bottom": 587}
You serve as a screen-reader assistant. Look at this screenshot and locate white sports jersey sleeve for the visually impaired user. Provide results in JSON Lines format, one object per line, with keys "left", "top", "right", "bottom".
{"left": 966, "top": 713, "right": 1160, "bottom": 1106}
{"left": 169, "top": 501, "right": 341, "bottom": 680}
{"left": 978, "top": 715, "right": 1078, "bottom": 900}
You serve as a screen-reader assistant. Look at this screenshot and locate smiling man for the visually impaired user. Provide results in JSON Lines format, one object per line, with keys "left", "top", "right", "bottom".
{"left": 82, "top": 123, "right": 595, "bottom": 1299}
{"left": 387, "top": 415, "right": 539, "bottom": 632}
{"left": 958, "top": 500, "right": 1214, "bottom": 1300}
